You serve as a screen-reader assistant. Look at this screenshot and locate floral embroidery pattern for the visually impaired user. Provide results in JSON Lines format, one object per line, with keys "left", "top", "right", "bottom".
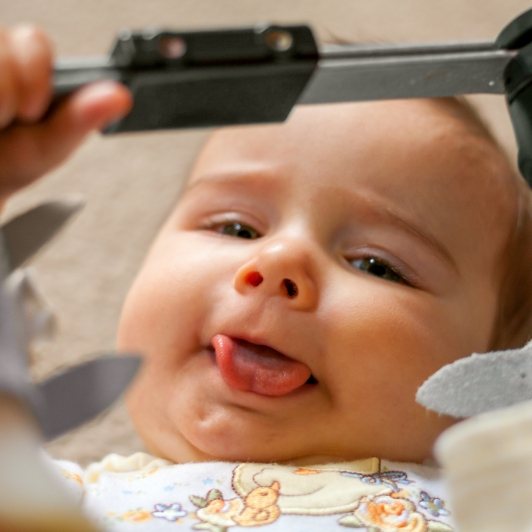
{"left": 118, "top": 508, "right": 152, "bottom": 522}
{"left": 342, "top": 469, "right": 412, "bottom": 491}
{"left": 338, "top": 493, "right": 452, "bottom": 531}
{"left": 190, "top": 482, "right": 282, "bottom": 530}
{"left": 419, "top": 491, "right": 450, "bottom": 518}
{"left": 85, "top": 459, "right": 453, "bottom": 530}
{"left": 340, "top": 494, "right": 417, "bottom": 530}
{"left": 152, "top": 502, "right": 187, "bottom": 522}
{"left": 61, "top": 469, "right": 83, "bottom": 486}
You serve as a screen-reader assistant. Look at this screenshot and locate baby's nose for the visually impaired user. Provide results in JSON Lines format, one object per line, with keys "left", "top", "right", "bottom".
{"left": 233, "top": 240, "right": 318, "bottom": 310}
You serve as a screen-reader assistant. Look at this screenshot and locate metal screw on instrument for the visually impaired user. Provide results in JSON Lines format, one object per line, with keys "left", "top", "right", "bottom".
{"left": 159, "top": 36, "right": 187, "bottom": 59}
{"left": 264, "top": 29, "right": 294, "bottom": 52}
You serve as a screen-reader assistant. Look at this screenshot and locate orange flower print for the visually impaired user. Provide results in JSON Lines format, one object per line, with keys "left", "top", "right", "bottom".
{"left": 339, "top": 494, "right": 452, "bottom": 531}
{"left": 61, "top": 470, "right": 83, "bottom": 486}
{"left": 358, "top": 495, "right": 424, "bottom": 530}
{"left": 120, "top": 509, "right": 153, "bottom": 522}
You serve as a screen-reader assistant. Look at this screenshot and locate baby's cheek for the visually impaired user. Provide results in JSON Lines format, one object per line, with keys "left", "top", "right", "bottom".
{"left": 116, "top": 262, "right": 176, "bottom": 354}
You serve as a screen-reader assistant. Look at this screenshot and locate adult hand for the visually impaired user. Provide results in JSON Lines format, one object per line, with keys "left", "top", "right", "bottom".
{"left": 0, "top": 25, "right": 132, "bottom": 203}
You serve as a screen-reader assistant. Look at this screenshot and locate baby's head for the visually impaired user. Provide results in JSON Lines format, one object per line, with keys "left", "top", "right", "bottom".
{"left": 117, "top": 98, "right": 531, "bottom": 464}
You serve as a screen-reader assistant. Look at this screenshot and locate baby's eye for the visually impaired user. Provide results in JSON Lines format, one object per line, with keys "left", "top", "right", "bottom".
{"left": 351, "top": 257, "right": 406, "bottom": 284}
{"left": 218, "top": 222, "right": 260, "bottom": 239}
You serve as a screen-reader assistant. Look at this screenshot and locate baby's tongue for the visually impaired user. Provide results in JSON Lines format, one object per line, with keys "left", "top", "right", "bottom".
{"left": 212, "top": 334, "right": 311, "bottom": 397}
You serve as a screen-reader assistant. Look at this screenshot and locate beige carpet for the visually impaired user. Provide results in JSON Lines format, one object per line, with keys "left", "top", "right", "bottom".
{"left": 1, "top": 0, "right": 528, "bottom": 465}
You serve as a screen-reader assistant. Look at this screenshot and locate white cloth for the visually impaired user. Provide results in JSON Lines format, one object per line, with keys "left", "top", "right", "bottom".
{"left": 56, "top": 453, "right": 454, "bottom": 531}
{"left": 436, "top": 398, "right": 532, "bottom": 532}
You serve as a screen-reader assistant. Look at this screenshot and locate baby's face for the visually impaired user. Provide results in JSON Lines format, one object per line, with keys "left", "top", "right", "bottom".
{"left": 118, "top": 100, "right": 516, "bottom": 464}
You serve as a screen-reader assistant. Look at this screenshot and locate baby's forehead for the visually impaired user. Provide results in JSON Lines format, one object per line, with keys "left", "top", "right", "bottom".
{"left": 200, "top": 99, "right": 497, "bottom": 162}
{"left": 194, "top": 99, "right": 513, "bottom": 200}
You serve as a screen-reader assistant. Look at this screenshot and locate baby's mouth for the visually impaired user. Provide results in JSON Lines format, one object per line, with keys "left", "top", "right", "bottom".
{"left": 211, "top": 334, "right": 316, "bottom": 396}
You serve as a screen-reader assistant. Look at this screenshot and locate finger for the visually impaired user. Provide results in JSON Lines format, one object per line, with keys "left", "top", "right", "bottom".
{"left": 6, "top": 25, "right": 53, "bottom": 123}
{"left": 0, "top": 81, "right": 132, "bottom": 190}
{"left": 0, "top": 31, "right": 18, "bottom": 128}
{"left": 52, "top": 80, "right": 133, "bottom": 134}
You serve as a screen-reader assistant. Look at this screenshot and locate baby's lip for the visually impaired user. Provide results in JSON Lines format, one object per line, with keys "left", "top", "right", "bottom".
{"left": 211, "top": 334, "right": 316, "bottom": 396}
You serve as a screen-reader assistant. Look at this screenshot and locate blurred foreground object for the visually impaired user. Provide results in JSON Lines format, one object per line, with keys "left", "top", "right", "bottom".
{"left": 436, "top": 399, "right": 532, "bottom": 531}
{"left": 0, "top": 396, "right": 98, "bottom": 531}
{"left": 417, "top": 341, "right": 532, "bottom": 418}
{"left": 0, "top": 201, "right": 140, "bottom": 531}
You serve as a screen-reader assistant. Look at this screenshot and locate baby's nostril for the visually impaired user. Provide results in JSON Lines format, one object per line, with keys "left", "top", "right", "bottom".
{"left": 282, "top": 278, "right": 298, "bottom": 298}
{"left": 246, "top": 271, "right": 263, "bottom": 286}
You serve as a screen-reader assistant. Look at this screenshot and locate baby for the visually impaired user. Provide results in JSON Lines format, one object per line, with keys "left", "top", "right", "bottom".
{"left": 117, "top": 96, "right": 531, "bottom": 466}
{"left": 1, "top": 25, "right": 531, "bottom": 531}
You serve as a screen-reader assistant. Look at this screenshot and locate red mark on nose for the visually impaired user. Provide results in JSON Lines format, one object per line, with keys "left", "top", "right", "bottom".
{"left": 246, "top": 271, "right": 263, "bottom": 287}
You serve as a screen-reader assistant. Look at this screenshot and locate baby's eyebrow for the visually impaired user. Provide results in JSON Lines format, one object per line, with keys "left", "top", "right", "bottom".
{"left": 388, "top": 208, "right": 458, "bottom": 273}
{"left": 184, "top": 168, "right": 284, "bottom": 193}
{"left": 345, "top": 189, "right": 459, "bottom": 274}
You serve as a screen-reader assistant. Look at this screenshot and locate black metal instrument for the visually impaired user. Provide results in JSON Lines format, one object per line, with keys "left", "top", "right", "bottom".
{"left": 53, "top": 10, "right": 532, "bottom": 185}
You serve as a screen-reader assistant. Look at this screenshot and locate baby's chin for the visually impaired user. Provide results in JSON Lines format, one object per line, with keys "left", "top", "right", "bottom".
{"left": 138, "top": 418, "right": 438, "bottom": 465}
{"left": 155, "top": 427, "right": 440, "bottom": 466}
{"left": 127, "top": 379, "right": 443, "bottom": 465}
{"left": 132, "top": 407, "right": 439, "bottom": 465}
{"left": 156, "top": 442, "right": 347, "bottom": 466}
{"left": 168, "top": 429, "right": 303, "bottom": 464}
{"left": 140, "top": 422, "right": 373, "bottom": 465}
{"left": 138, "top": 417, "right": 334, "bottom": 465}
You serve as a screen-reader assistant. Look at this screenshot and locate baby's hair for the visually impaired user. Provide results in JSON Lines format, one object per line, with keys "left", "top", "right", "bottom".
{"left": 491, "top": 174, "right": 532, "bottom": 349}
{"left": 446, "top": 96, "right": 532, "bottom": 349}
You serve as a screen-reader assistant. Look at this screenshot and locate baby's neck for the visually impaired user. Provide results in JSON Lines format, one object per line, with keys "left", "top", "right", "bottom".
{"left": 279, "top": 455, "right": 351, "bottom": 466}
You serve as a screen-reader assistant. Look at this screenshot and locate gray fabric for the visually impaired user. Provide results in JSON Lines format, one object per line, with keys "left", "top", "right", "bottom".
{"left": 36, "top": 355, "right": 140, "bottom": 440}
{"left": 0, "top": 204, "right": 141, "bottom": 439}
{"left": 417, "top": 341, "right": 532, "bottom": 417}
{"left": 2, "top": 200, "right": 84, "bottom": 272}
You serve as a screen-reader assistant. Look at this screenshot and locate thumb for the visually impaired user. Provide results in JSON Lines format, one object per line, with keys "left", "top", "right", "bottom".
{"left": 48, "top": 80, "right": 133, "bottom": 140}
{"left": 0, "top": 81, "right": 132, "bottom": 193}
